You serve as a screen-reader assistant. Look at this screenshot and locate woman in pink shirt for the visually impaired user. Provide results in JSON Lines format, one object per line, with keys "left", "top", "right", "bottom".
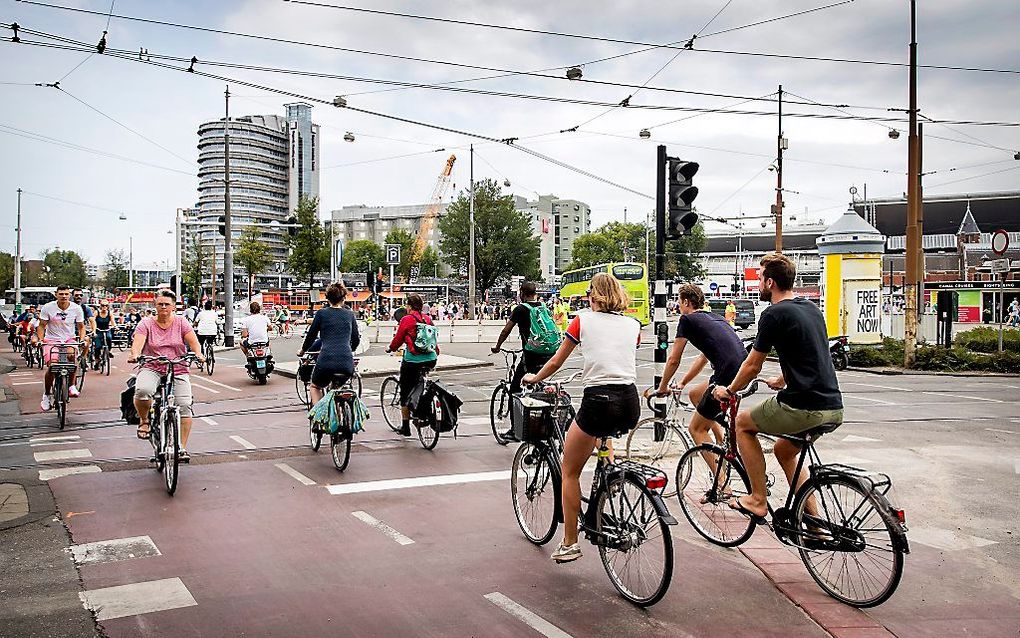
{"left": 127, "top": 290, "right": 205, "bottom": 461}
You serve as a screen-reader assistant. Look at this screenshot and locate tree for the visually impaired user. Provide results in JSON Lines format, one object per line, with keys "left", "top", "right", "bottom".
{"left": 438, "top": 179, "right": 540, "bottom": 294}
{"left": 383, "top": 229, "right": 417, "bottom": 279}
{"left": 286, "top": 195, "right": 330, "bottom": 297}
{"left": 340, "top": 239, "right": 384, "bottom": 273}
{"left": 566, "top": 234, "right": 621, "bottom": 270}
{"left": 419, "top": 246, "right": 441, "bottom": 278}
{"left": 181, "top": 233, "right": 206, "bottom": 304}
{"left": 0, "top": 252, "right": 14, "bottom": 294}
{"left": 236, "top": 227, "right": 272, "bottom": 298}
{"left": 102, "top": 249, "right": 130, "bottom": 291}
{"left": 40, "top": 249, "right": 88, "bottom": 288}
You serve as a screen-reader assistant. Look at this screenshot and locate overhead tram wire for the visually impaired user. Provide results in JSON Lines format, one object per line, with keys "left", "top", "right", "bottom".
{"left": 321, "top": 147, "right": 447, "bottom": 170}
{"left": 17, "top": 0, "right": 1019, "bottom": 76}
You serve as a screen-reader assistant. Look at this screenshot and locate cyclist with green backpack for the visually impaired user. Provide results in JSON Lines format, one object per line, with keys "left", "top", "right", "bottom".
{"left": 386, "top": 294, "right": 440, "bottom": 436}
{"left": 492, "top": 281, "right": 562, "bottom": 396}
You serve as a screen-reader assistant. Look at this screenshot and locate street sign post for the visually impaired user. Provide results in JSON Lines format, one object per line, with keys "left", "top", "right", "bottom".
{"left": 385, "top": 244, "right": 401, "bottom": 317}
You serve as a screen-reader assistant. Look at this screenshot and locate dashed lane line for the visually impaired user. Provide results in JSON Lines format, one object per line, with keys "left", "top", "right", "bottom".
{"left": 909, "top": 527, "right": 998, "bottom": 552}
{"left": 70, "top": 535, "right": 161, "bottom": 565}
{"left": 850, "top": 395, "right": 897, "bottom": 406}
{"left": 33, "top": 449, "right": 92, "bottom": 463}
{"left": 841, "top": 434, "right": 881, "bottom": 443}
{"left": 326, "top": 470, "right": 511, "bottom": 496}
{"left": 985, "top": 428, "right": 1016, "bottom": 435}
{"left": 39, "top": 465, "right": 102, "bottom": 481}
{"left": 922, "top": 391, "right": 1003, "bottom": 403}
{"left": 30, "top": 434, "right": 80, "bottom": 443}
{"left": 189, "top": 381, "right": 220, "bottom": 394}
{"left": 351, "top": 510, "right": 415, "bottom": 545}
{"left": 79, "top": 577, "right": 197, "bottom": 621}
{"left": 484, "top": 592, "right": 572, "bottom": 638}
{"left": 197, "top": 376, "right": 244, "bottom": 392}
{"left": 12, "top": 381, "right": 43, "bottom": 385}
{"left": 844, "top": 382, "right": 905, "bottom": 391}
{"left": 200, "top": 417, "right": 219, "bottom": 426}
{"left": 275, "top": 463, "right": 316, "bottom": 486}
{"left": 229, "top": 435, "right": 257, "bottom": 450}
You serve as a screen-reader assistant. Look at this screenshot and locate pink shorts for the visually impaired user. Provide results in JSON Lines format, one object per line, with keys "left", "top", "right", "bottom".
{"left": 43, "top": 338, "right": 79, "bottom": 366}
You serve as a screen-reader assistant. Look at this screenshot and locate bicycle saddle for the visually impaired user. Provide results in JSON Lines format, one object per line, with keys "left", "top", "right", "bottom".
{"left": 777, "top": 422, "right": 842, "bottom": 443}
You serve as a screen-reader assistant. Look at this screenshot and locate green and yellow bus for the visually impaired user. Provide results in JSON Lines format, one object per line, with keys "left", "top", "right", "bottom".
{"left": 559, "top": 262, "right": 650, "bottom": 325}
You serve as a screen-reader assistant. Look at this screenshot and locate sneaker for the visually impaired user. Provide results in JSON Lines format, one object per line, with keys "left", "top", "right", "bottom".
{"left": 398, "top": 425, "right": 412, "bottom": 437}
{"left": 68, "top": 385, "right": 80, "bottom": 398}
{"left": 40, "top": 395, "right": 52, "bottom": 411}
{"left": 551, "top": 543, "right": 583, "bottom": 563}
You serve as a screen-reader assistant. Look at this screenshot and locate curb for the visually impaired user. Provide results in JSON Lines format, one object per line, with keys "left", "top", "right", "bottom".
{"left": 846, "top": 365, "right": 1020, "bottom": 378}
{"left": 274, "top": 360, "right": 493, "bottom": 380}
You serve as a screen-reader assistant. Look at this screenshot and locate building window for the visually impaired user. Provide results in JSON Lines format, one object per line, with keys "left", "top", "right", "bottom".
{"left": 574, "top": 227, "right": 580, "bottom": 233}
{"left": 574, "top": 204, "right": 579, "bottom": 211}
{"left": 574, "top": 216, "right": 579, "bottom": 222}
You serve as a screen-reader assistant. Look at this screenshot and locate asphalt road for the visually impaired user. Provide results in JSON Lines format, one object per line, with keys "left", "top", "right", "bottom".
{"left": 1, "top": 325, "right": 1018, "bottom": 637}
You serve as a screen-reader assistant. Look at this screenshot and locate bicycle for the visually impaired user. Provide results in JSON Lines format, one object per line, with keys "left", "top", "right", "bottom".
{"left": 380, "top": 366, "right": 446, "bottom": 450}
{"left": 90, "top": 335, "right": 112, "bottom": 376}
{"left": 298, "top": 353, "right": 362, "bottom": 411}
{"left": 674, "top": 381, "right": 909, "bottom": 607}
{"left": 111, "top": 325, "right": 131, "bottom": 352}
{"left": 76, "top": 341, "right": 89, "bottom": 394}
{"left": 489, "top": 349, "right": 575, "bottom": 447}
{"left": 202, "top": 338, "right": 215, "bottom": 376}
{"left": 134, "top": 353, "right": 198, "bottom": 496}
{"left": 510, "top": 371, "right": 678, "bottom": 607}
{"left": 45, "top": 342, "right": 81, "bottom": 429}
{"left": 307, "top": 370, "right": 360, "bottom": 471}
{"left": 623, "top": 388, "right": 696, "bottom": 497}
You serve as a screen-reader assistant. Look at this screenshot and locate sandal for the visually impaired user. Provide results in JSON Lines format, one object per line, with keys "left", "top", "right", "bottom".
{"left": 179, "top": 450, "right": 191, "bottom": 464}
{"left": 136, "top": 423, "right": 151, "bottom": 440}
{"left": 728, "top": 497, "right": 767, "bottom": 525}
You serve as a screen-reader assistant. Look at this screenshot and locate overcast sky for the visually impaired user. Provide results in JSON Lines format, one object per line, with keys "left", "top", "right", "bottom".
{"left": 2, "top": 0, "right": 1018, "bottom": 267}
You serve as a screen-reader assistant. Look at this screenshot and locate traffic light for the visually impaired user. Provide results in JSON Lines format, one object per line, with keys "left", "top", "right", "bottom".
{"left": 217, "top": 215, "right": 226, "bottom": 237}
{"left": 287, "top": 215, "right": 299, "bottom": 237}
{"left": 169, "top": 274, "right": 178, "bottom": 293}
{"left": 666, "top": 158, "right": 699, "bottom": 239}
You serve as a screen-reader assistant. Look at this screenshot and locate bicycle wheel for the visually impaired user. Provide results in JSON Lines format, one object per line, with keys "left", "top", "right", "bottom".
{"left": 331, "top": 402, "right": 353, "bottom": 472}
{"left": 416, "top": 397, "right": 441, "bottom": 450}
{"left": 624, "top": 418, "right": 691, "bottom": 498}
{"left": 163, "top": 408, "right": 180, "bottom": 496}
{"left": 296, "top": 372, "right": 310, "bottom": 410}
{"left": 675, "top": 444, "right": 756, "bottom": 547}
{"left": 76, "top": 359, "right": 86, "bottom": 394}
{"left": 308, "top": 413, "right": 323, "bottom": 452}
{"left": 511, "top": 442, "right": 559, "bottom": 545}
{"left": 379, "top": 376, "right": 403, "bottom": 433}
{"left": 54, "top": 376, "right": 66, "bottom": 429}
{"left": 793, "top": 475, "right": 905, "bottom": 607}
{"left": 205, "top": 343, "right": 215, "bottom": 375}
{"left": 353, "top": 373, "right": 363, "bottom": 397}
{"left": 596, "top": 475, "right": 674, "bottom": 606}
{"left": 489, "top": 384, "right": 513, "bottom": 445}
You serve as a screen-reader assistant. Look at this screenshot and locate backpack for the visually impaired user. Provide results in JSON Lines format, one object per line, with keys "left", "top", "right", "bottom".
{"left": 411, "top": 313, "right": 438, "bottom": 355}
{"left": 121, "top": 377, "right": 140, "bottom": 425}
{"left": 524, "top": 303, "right": 561, "bottom": 355}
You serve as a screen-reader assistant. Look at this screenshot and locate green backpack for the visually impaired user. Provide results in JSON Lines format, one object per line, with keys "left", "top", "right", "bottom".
{"left": 525, "top": 304, "right": 562, "bottom": 355}
{"left": 412, "top": 314, "right": 439, "bottom": 354}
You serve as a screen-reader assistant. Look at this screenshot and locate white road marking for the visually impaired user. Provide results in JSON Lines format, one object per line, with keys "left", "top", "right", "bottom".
{"left": 70, "top": 535, "right": 161, "bottom": 565}
{"left": 484, "top": 592, "right": 573, "bottom": 638}
{"left": 229, "top": 435, "right": 257, "bottom": 450}
{"left": 922, "top": 391, "right": 1003, "bottom": 403}
{"left": 841, "top": 434, "right": 880, "bottom": 443}
{"left": 79, "top": 577, "right": 197, "bottom": 621}
{"left": 458, "top": 416, "right": 491, "bottom": 427}
{"left": 189, "top": 382, "right": 220, "bottom": 394}
{"left": 909, "top": 527, "right": 997, "bottom": 552}
{"left": 30, "top": 440, "right": 80, "bottom": 447}
{"left": 200, "top": 417, "right": 219, "bottom": 426}
{"left": 39, "top": 465, "right": 102, "bottom": 481}
{"left": 351, "top": 510, "right": 415, "bottom": 545}
{"left": 360, "top": 441, "right": 402, "bottom": 451}
{"left": 33, "top": 448, "right": 92, "bottom": 462}
{"left": 30, "top": 434, "right": 80, "bottom": 443}
{"left": 985, "top": 428, "right": 1016, "bottom": 435}
{"left": 195, "top": 376, "right": 243, "bottom": 392}
{"left": 9, "top": 371, "right": 35, "bottom": 376}
{"left": 851, "top": 395, "right": 896, "bottom": 406}
{"left": 844, "top": 382, "right": 904, "bottom": 391}
{"left": 275, "top": 463, "right": 316, "bottom": 486}
{"left": 12, "top": 381, "right": 43, "bottom": 385}
{"left": 327, "top": 470, "right": 511, "bottom": 495}
{"left": 1014, "top": 460, "right": 1020, "bottom": 474}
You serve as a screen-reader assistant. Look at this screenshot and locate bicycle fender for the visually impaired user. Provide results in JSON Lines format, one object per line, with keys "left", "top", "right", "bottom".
{"left": 833, "top": 473, "right": 909, "bottom": 554}
{"left": 617, "top": 469, "right": 678, "bottom": 525}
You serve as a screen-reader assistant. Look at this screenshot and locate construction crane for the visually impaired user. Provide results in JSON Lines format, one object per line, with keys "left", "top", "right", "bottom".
{"left": 410, "top": 153, "right": 457, "bottom": 282}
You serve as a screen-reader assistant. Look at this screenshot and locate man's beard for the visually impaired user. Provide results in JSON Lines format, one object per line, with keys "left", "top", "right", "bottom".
{"left": 759, "top": 287, "right": 772, "bottom": 303}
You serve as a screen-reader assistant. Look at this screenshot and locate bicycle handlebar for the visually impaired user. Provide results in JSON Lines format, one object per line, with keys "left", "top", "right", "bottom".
{"left": 134, "top": 353, "right": 199, "bottom": 366}
{"left": 644, "top": 386, "right": 693, "bottom": 412}
{"left": 523, "top": 369, "right": 582, "bottom": 389}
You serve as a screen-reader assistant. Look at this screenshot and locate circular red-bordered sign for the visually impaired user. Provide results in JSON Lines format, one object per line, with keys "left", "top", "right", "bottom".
{"left": 991, "top": 229, "right": 1009, "bottom": 256}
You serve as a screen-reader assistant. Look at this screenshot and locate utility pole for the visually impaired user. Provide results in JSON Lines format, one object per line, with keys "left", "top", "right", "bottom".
{"left": 129, "top": 236, "right": 133, "bottom": 288}
{"left": 653, "top": 145, "right": 668, "bottom": 420}
{"left": 774, "top": 84, "right": 785, "bottom": 254}
{"left": 14, "top": 188, "right": 22, "bottom": 307}
{"left": 175, "top": 208, "right": 183, "bottom": 301}
{"left": 903, "top": 0, "right": 920, "bottom": 367}
{"left": 223, "top": 85, "right": 235, "bottom": 347}
{"left": 468, "top": 144, "right": 476, "bottom": 320}
{"left": 917, "top": 122, "right": 925, "bottom": 314}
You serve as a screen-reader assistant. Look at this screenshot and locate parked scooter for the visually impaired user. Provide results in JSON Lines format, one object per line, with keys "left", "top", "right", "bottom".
{"left": 244, "top": 341, "right": 275, "bottom": 384}
{"left": 829, "top": 335, "right": 850, "bottom": 371}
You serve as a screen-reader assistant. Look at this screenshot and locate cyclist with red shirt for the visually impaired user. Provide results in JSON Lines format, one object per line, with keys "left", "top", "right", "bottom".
{"left": 385, "top": 294, "right": 440, "bottom": 436}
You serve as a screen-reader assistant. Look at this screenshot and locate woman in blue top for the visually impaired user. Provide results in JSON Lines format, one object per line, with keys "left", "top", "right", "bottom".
{"left": 298, "top": 282, "right": 360, "bottom": 407}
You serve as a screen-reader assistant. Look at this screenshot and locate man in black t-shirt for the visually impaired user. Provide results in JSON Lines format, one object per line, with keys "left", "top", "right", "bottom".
{"left": 647, "top": 283, "right": 748, "bottom": 454}
{"left": 713, "top": 253, "right": 844, "bottom": 520}
{"left": 492, "top": 281, "right": 555, "bottom": 395}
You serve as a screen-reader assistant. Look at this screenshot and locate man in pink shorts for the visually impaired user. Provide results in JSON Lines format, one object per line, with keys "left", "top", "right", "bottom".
{"left": 37, "top": 285, "right": 86, "bottom": 411}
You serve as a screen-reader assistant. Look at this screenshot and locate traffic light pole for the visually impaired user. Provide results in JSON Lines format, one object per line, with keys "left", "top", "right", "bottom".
{"left": 223, "top": 85, "right": 235, "bottom": 347}
{"left": 653, "top": 145, "right": 668, "bottom": 420}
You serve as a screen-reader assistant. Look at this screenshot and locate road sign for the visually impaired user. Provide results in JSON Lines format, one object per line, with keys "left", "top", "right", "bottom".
{"left": 989, "top": 258, "right": 1010, "bottom": 274}
{"left": 991, "top": 229, "right": 1009, "bottom": 256}
{"left": 385, "top": 244, "right": 401, "bottom": 265}
{"left": 708, "top": 282, "right": 718, "bottom": 291}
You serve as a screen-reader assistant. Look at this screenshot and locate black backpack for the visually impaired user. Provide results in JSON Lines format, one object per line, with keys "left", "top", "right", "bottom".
{"left": 120, "top": 377, "right": 140, "bottom": 425}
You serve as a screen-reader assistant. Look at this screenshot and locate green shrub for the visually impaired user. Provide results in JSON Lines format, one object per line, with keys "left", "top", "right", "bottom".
{"left": 954, "top": 326, "right": 1020, "bottom": 354}
{"left": 848, "top": 337, "right": 904, "bottom": 368}
{"left": 847, "top": 337, "right": 1020, "bottom": 373}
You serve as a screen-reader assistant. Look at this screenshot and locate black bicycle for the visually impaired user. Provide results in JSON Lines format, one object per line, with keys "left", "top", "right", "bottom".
{"left": 308, "top": 371, "right": 360, "bottom": 472}
{"left": 380, "top": 367, "right": 445, "bottom": 450}
{"left": 202, "top": 338, "right": 215, "bottom": 376}
{"left": 76, "top": 341, "right": 89, "bottom": 394}
{"left": 45, "top": 342, "right": 81, "bottom": 430}
{"left": 674, "top": 381, "right": 909, "bottom": 607}
{"left": 298, "top": 353, "right": 362, "bottom": 410}
{"left": 510, "top": 372, "right": 677, "bottom": 607}
{"left": 624, "top": 388, "right": 696, "bottom": 498}
{"left": 489, "top": 349, "right": 575, "bottom": 447}
{"left": 90, "top": 335, "right": 112, "bottom": 376}
{"left": 134, "top": 354, "right": 198, "bottom": 496}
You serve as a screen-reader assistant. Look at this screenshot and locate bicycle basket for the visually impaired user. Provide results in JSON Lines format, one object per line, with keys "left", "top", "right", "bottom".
{"left": 511, "top": 395, "right": 556, "bottom": 442}
{"left": 298, "top": 362, "right": 314, "bottom": 383}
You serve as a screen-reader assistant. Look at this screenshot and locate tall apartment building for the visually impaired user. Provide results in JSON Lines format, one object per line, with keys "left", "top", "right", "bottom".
{"left": 331, "top": 202, "right": 446, "bottom": 249}
{"left": 193, "top": 103, "right": 319, "bottom": 283}
{"left": 514, "top": 194, "right": 591, "bottom": 280}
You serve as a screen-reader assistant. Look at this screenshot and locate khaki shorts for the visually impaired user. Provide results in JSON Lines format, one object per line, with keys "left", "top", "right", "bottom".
{"left": 750, "top": 396, "right": 843, "bottom": 436}
{"left": 134, "top": 368, "right": 193, "bottom": 418}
